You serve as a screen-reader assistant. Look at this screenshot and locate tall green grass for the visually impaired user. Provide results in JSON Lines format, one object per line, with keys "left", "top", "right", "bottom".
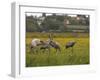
{"left": 26, "top": 32, "right": 89, "bottom": 67}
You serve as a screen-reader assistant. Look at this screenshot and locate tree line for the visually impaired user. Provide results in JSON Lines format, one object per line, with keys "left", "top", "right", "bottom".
{"left": 26, "top": 13, "right": 89, "bottom": 32}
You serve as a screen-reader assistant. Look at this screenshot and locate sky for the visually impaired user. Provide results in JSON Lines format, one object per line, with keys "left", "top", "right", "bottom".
{"left": 26, "top": 13, "right": 89, "bottom": 18}
{"left": 26, "top": 13, "right": 78, "bottom": 17}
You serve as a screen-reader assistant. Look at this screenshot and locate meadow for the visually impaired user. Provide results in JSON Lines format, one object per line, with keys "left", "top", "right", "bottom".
{"left": 26, "top": 32, "right": 89, "bottom": 67}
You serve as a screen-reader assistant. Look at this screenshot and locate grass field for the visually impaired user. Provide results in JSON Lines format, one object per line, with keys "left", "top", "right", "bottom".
{"left": 26, "top": 32, "right": 89, "bottom": 67}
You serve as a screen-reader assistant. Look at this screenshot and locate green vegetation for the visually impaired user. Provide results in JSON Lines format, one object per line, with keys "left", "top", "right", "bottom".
{"left": 26, "top": 14, "right": 89, "bottom": 32}
{"left": 26, "top": 32, "right": 89, "bottom": 67}
{"left": 25, "top": 13, "right": 89, "bottom": 67}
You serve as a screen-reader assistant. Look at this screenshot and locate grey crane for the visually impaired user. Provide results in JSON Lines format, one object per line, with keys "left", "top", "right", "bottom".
{"left": 40, "top": 33, "right": 61, "bottom": 54}
{"left": 48, "top": 33, "right": 61, "bottom": 53}
{"left": 65, "top": 41, "right": 76, "bottom": 53}
{"left": 40, "top": 40, "right": 51, "bottom": 53}
{"left": 49, "top": 40, "right": 61, "bottom": 53}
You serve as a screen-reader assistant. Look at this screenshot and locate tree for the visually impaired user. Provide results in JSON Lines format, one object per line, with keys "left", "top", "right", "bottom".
{"left": 42, "top": 13, "right": 46, "bottom": 17}
{"left": 26, "top": 16, "right": 41, "bottom": 32}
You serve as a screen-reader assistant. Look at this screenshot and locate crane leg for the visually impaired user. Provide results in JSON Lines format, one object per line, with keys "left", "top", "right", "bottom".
{"left": 72, "top": 47, "right": 73, "bottom": 54}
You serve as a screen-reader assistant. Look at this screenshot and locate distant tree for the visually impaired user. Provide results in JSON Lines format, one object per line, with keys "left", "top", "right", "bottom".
{"left": 26, "top": 13, "right": 89, "bottom": 32}
{"left": 76, "top": 15, "right": 89, "bottom": 25}
{"left": 42, "top": 13, "right": 46, "bottom": 17}
{"left": 26, "top": 16, "right": 41, "bottom": 32}
{"left": 41, "top": 14, "right": 63, "bottom": 31}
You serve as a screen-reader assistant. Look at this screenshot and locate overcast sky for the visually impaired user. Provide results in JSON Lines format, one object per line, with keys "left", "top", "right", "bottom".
{"left": 26, "top": 13, "right": 88, "bottom": 17}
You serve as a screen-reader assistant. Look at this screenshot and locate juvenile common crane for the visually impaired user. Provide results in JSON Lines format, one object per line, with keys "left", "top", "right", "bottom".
{"left": 49, "top": 40, "right": 61, "bottom": 53}
{"left": 65, "top": 41, "right": 76, "bottom": 53}
{"left": 48, "top": 33, "right": 61, "bottom": 53}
